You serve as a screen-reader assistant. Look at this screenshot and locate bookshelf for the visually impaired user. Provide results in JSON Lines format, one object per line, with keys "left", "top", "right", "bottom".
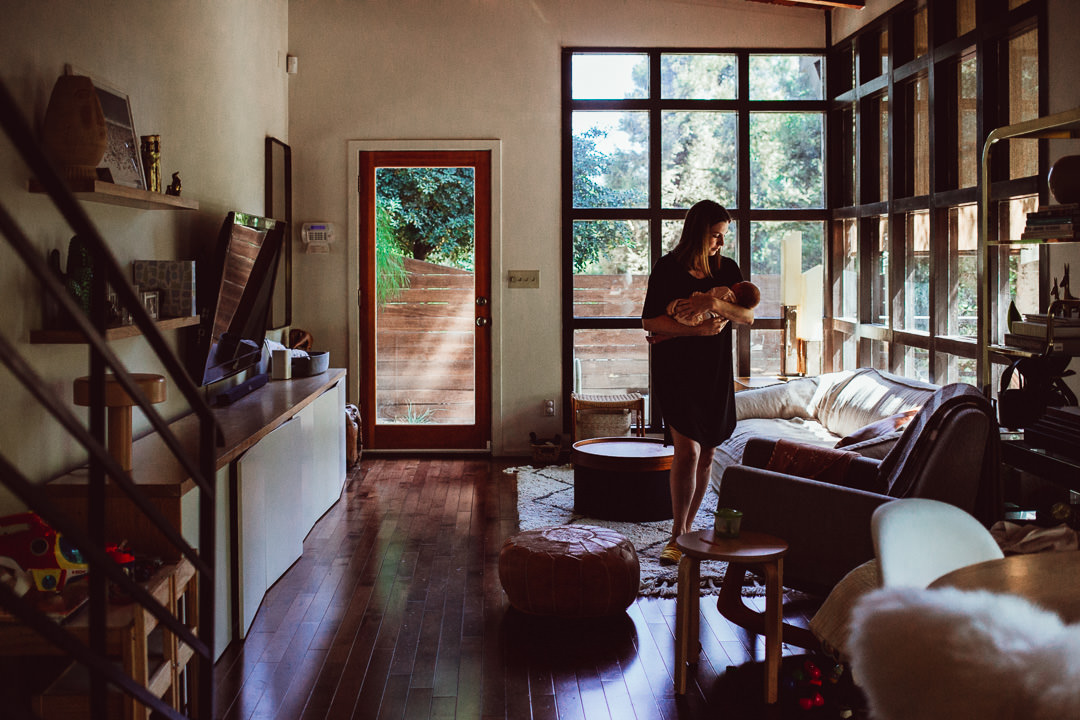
{"left": 977, "top": 107, "right": 1080, "bottom": 390}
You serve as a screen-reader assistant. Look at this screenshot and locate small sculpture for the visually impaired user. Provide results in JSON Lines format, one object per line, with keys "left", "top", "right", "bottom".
{"left": 1062, "top": 263, "right": 1076, "bottom": 301}
{"left": 1052, "top": 278, "right": 1060, "bottom": 303}
{"left": 165, "top": 171, "right": 182, "bottom": 196}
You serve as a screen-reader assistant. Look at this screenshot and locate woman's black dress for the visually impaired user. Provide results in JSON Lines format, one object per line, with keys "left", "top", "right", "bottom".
{"left": 641, "top": 253, "right": 743, "bottom": 448}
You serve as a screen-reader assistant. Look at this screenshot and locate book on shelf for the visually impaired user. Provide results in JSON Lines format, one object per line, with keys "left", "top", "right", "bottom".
{"left": 1002, "top": 332, "right": 1080, "bottom": 354}
{"left": 1010, "top": 319, "right": 1080, "bottom": 338}
{"left": 1026, "top": 215, "right": 1078, "bottom": 225}
{"left": 1024, "top": 312, "right": 1080, "bottom": 326}
{"left": 1034, "top": 202, "right": 1079, "bottom": 214}
{"left": 1020, "top": 226, "right": 1078, "bottom": 240}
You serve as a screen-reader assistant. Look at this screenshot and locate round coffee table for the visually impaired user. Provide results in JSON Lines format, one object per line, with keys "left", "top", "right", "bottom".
{"left": 674, "top": 529, "right": 788, "bottom": 704}
{"left": 571, "top": 437, "right": 674, "bottom": 521}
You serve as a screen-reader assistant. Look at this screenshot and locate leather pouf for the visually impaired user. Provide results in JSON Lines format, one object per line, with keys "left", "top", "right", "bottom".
{"left": 498, "top": 525, "right": 640, "bottom": 617}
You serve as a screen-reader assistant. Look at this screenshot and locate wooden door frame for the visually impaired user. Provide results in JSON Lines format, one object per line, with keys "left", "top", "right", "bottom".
{"left": 347, "top": 140, "right": 502, "bottom": 453}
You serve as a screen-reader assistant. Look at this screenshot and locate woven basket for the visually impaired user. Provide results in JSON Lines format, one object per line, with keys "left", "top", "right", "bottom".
{"left": 577, "top": 409, "right": 631, "bottom": 440}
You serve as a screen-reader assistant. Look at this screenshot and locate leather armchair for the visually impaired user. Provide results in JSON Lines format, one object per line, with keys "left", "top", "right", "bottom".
{"left": 713, "top": 383, "right": 1001, "bottom": 646}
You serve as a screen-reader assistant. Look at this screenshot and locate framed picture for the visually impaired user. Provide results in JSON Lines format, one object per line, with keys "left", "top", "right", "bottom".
{"left": 141, "top": 290, "right": 159, "bottom": 321}
{"left": 65, "top": 65, "right": 145, "bottom": 190}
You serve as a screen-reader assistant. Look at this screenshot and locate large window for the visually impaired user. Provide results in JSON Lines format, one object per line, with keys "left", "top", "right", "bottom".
{"left": 563, "top": 49, "right": 826, "bottom": 426}
{"left": 826, "top": 0, "right": 1044, "bottom": 386}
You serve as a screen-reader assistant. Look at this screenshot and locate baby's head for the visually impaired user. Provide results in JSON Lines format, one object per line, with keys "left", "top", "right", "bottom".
{"left": 731, "top": 281, "right": 760, "bottom": 308}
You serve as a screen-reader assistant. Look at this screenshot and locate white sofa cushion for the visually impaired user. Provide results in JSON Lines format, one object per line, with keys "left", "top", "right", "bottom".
{"left": 712, "top": 416, "right": 840, "bottom": 473}
{"left": 711, "top": 369, "right": 941, "bottom": 490}
{"left": 735, "top": 375, "right": 818, "bottom": 421}
{"left": 814, "top": 368, "right": 938, "bottom": 439}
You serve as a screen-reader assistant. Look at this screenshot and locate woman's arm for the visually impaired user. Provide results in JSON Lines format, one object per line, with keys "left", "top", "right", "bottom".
{"left": 670, "top": 293, "right": 755, "bottom": 326}
{"left": 643, "top": 313, "right": 729, "bottom": 336}
{"left": 711, "top": 297, "right": 754, "bottom": 326}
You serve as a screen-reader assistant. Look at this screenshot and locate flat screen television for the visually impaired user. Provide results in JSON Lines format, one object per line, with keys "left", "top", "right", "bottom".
{"left": 190, "top": 211, "right": 285, "bottom": 389}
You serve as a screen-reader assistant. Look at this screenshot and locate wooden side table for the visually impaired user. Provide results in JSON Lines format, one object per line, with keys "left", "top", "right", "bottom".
{"left": 571, "top": 437, "right": 674, "bottom": 521}
{"left": 0, "top": 559, "right": 198, "bottom": 719}
{"left": 674, "top": 530, "right": 788, "bottom": 703}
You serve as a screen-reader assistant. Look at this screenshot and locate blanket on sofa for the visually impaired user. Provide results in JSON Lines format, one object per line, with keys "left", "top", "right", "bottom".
{"left": 764, "top": 439, "right": 858, "bottom": 485}
{"left": 878, "top": 382, "right": 1001, "bottom": 524}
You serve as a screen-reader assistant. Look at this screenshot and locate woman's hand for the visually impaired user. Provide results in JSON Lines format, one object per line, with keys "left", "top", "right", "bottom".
{"left": 673, "top": 292, "right": 717, "bottom": 317}
{"left": 696, "top": 316, "right": 729, "bottom": 335}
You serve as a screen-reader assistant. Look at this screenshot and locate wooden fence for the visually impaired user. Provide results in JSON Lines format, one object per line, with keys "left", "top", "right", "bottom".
{"left": 376, "top": 258, "right": 475, "bottom": 424}
{"left": 376, "top": 265, "right": 787, "bottom": 421}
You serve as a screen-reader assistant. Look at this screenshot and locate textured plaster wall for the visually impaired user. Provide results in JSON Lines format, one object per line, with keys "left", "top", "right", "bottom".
{"left": 0, "top": 1, "right": 288, "bottom": 513}
{"left": 286, "top": 0, "right": 824, "bottom": 455}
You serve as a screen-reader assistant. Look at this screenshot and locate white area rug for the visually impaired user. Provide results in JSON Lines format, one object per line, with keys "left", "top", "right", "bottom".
{"left": 507, "top": 463, "right": 763, "bottom": 599}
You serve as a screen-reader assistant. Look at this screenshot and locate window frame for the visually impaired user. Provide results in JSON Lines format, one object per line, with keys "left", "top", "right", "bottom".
{"left": 562, "top": 47, "right": 828, "bottom": 432}
{"left": 825, "top": 0, "right": 1046, "bottom": 384}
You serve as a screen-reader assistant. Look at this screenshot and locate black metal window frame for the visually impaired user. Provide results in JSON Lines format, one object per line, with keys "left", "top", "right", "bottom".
{"left": 561, "top": 46, "right": 830, "bottom": 432}
{"left": 824, "top": 0, "right": 1047, "bottom": 384}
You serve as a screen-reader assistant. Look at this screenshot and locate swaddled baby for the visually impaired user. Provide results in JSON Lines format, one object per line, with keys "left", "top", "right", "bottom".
{"left": 666, "top": 280, "right": 761, "bottom": 326}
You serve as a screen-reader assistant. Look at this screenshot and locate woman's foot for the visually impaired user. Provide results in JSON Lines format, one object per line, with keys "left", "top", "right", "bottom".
{"left": 659, "top": 540, "right": 682, "bottom": 566}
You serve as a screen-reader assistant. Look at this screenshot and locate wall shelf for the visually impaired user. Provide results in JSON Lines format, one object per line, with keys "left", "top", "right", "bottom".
{"left": 30, "top": 315, "right": 200, "bottom": 344}
{"left": 977, "top": 106, "right": 1080, "bottom": 389}
{"left": 29, "top": 179, "right": 198, "bottom": 210}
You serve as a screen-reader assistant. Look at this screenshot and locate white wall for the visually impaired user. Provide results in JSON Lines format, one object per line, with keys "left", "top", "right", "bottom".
{"left": 0, "top": 1, "right": 289, "bottom": 512}
{"left": 286, "top": 0, "right": 825, "bottom": 455}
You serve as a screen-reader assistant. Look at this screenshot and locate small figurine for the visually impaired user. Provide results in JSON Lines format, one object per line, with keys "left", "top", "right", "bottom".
{"left": 165, "top": 171, "right": 182, "bottom": 197}
{"left": 1052, "top": 278, "right": 1060, "bottom": 303}
{"left": 1062, "top": 263, "right": 1076, "bottom": 301}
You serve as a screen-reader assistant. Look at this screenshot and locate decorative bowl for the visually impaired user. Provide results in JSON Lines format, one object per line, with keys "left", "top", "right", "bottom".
{"left": 291, "top": 350, "right": 329, "bottom": 377}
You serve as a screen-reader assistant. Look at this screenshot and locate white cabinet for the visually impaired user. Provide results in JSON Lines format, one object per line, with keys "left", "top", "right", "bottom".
{"left": 235, "top": 379, "right": 345, "bottom": 637}
{"left": 301, "top": 379, "right": 347, "bottom": 531}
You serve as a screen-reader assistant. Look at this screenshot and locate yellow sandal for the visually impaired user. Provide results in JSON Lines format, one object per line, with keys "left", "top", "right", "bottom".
{"left": 659, "top": 540, "right": 682, "bottom": 566}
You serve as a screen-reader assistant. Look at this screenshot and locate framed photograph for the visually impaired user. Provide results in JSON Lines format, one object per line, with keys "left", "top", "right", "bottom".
{"left": 65, "top": 65, "right": 145, "bottom": 190}
{"left": 141, "top": 290, "right": 159, "bottom": 321}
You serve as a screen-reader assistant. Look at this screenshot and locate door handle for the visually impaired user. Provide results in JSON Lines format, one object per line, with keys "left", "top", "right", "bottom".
{"left": 476, "top": 296, "right": 489, "bottom": 306}
{"left": 476, "top": 317, "right": 489, "bottom": 327}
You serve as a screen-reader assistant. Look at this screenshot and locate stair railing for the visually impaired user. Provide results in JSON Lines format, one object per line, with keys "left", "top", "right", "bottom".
{"left": 0, "top": 77, "right": 218, "bottom": 720}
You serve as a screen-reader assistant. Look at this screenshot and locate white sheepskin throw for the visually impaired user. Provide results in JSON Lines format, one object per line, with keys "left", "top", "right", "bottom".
{"left": 848, "top": 587, "right": 1080, "bottom": 720}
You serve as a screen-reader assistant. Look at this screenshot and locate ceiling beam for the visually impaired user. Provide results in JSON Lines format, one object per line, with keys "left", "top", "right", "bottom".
{"left": 744, "top": 0, "right": 865, "bottom": 10}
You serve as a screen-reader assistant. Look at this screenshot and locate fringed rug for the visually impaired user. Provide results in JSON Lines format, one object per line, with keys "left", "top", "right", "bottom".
{"left": 506, "top": 463, "right": 764, "bottom": 599}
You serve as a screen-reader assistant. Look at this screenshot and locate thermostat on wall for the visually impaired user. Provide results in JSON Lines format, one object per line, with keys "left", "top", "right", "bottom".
{"left": 301, "top": 222, "right": 335, "bottom": 254}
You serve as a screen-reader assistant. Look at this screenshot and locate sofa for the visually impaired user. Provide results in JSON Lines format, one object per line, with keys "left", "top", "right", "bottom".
{"left": 711, "top": 367, "right": 940, "bottom": 494}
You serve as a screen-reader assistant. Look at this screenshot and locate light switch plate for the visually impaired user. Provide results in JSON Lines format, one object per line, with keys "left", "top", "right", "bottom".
{"left": 508, "top": 270, "right": 540, "bottom": 288}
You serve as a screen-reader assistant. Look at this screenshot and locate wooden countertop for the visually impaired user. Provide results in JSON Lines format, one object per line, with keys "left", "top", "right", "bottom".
{"left": 46, "top": 369, "right": 346, "bottom": 497}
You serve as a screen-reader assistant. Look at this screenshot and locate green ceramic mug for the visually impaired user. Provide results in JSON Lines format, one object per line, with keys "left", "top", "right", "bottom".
{"left": 714, "top": 507, "right": 743, "bottom": 538}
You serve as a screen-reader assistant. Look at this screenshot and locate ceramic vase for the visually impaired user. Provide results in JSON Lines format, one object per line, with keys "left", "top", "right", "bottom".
{"left": 40, "top": 75, "right": 107, "bottom": 182}
{"left": 1048, "top": 155, "right": 1080, "bottom": 205}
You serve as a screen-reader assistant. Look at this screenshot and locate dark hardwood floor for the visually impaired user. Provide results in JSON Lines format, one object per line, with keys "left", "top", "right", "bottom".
{"left": 212, "top": 456, "right": 863, "bottom": 719}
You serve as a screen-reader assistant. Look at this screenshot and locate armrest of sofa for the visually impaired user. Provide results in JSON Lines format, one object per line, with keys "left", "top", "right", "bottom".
{"left": 741, "top": 437, "right": 887, "bottom": 494}
{"left": 715, "top": 464, "right": 893, "bottom": 595}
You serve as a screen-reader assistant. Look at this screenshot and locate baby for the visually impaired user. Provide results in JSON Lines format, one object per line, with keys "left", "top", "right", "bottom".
{"left": 666, "top": 280, "right": 761, "bottom": 326}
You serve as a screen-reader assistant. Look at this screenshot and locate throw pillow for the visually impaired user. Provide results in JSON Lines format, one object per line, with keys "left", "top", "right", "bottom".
{"left": 834, "top": 408, "right": 918, "bottom": 449}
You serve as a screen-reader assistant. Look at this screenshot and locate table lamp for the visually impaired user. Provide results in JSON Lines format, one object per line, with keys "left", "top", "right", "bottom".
{"left": 780, "top": 231, "right": 803, "bottom": 376}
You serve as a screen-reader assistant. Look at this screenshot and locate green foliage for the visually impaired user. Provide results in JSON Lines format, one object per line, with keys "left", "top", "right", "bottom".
{"left": 397, "top": 402, "right": 436, "bottom": 424}
{"left": 376, "top": 167, "right": 476, "bottom": 269}
{"left": 571, "top": 53, "right": 827, "bottom": 277}
{"left": 571, "top": 128, "right": 646, "bottom": 272}
{"left": 376, "top": 203, "right": 409, "bottom": 304}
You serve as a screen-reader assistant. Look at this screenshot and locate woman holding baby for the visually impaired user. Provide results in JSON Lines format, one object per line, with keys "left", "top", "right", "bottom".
{"left": 641, "top": 200, "right": 756, "bottom": 566}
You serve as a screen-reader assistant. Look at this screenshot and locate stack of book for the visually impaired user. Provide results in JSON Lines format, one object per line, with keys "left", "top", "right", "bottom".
{"left": 1020, "top": 204, "right": 1080, "bottom": 240}
{"left": 1026, "top": 406, "right": 1080, "bottom": 461}
{"left": 1003, "top": 313, "right": 1080, "bottom": 353}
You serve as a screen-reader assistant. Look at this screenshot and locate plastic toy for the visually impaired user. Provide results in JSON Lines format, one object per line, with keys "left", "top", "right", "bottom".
{"left": 0, "top": 512, "right": 88, "bottom": 592}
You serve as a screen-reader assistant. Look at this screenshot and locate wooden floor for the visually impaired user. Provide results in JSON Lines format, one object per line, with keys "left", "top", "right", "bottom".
{"left": 212, "top": 456, "right": 860, "bottom": 720}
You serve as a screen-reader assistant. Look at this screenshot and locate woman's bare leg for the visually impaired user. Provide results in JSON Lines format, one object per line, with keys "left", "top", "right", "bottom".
{"left": 685, "top": 445, "right": 716, "bottom": 532}
{"left": 668, "top": 426, "right": 703, "bottom": 539}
